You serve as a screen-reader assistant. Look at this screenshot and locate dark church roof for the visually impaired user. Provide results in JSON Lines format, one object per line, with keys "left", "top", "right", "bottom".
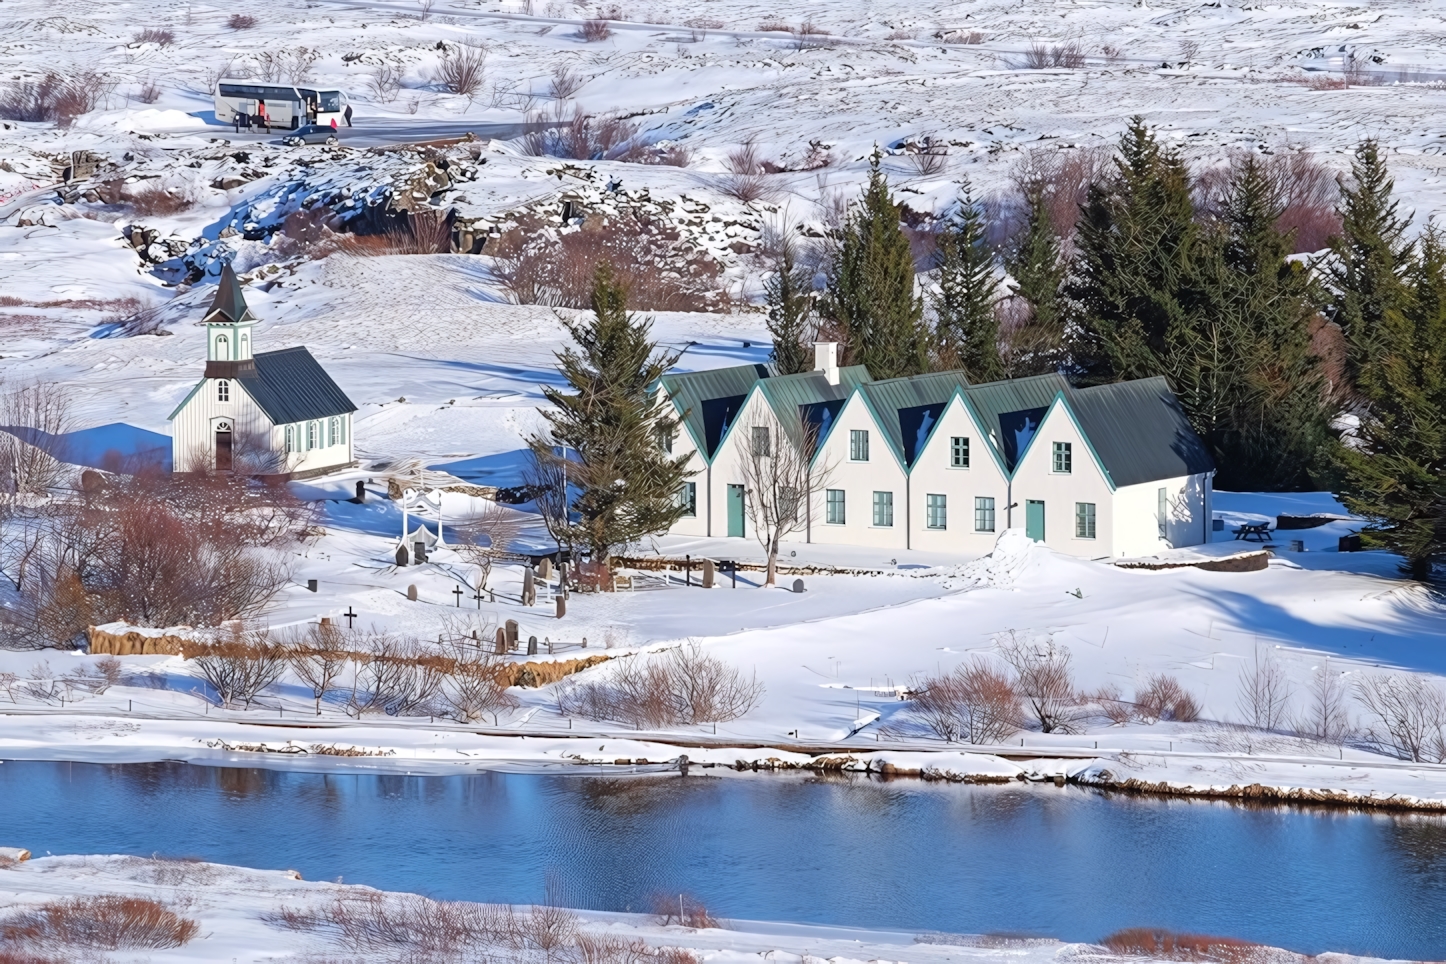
{"left": 238, "top": 347, "right": 356, "bottom": 424}
{"left": 203, "top": 263, "right": 256, "bottom": 325}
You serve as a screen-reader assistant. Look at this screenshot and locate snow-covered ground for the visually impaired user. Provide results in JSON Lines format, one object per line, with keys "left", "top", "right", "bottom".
{"left": 0, "top": 853, "right": 1388, "bottom": 963}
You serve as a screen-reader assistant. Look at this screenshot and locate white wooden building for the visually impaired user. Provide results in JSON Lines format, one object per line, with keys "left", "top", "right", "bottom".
{"left": 657, "top": 344, "right": 1216, "bottom": 559}
{"left": 169, "top": 264, "right": 357, "bottom": 478}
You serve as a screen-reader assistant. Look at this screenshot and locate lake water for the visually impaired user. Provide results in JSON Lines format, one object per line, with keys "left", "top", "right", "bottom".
{"left": 2, "top": 760, "right": 1443, "bottom": 959}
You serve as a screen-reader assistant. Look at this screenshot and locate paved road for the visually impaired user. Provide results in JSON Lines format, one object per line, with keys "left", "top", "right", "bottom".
{"left": 215, "top": 118, "right": 548, "bottom": 149}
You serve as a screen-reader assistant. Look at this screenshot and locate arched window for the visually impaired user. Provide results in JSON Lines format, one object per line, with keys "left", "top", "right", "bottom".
{"left": 328, "top": 417, "right": 338, "bottom": 446}
{"left": 306, "top": 420, "right": 317, "bottom": 449}
{"left": 215, "top": 333, "right": 229, "bottom": 359}
{"left": 285, "top": 425, "right": 295, "bottom": 453}
{"left": 216, "top": 379, "right": 230, "bottom": 402}
{"left": 240, "top": 334, "right": 249, "bottom": 356}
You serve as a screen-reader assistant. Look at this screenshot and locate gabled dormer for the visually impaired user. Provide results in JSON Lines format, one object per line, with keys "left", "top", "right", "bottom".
{"left": 204, "top": 263, "right": 258, "bottom": 378}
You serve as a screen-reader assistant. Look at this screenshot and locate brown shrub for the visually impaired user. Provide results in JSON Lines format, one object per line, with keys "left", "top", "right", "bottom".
{"left": 651, "top": 893, "right": 720, "bottom": 929}
{"left": 558, "top": 642, "right": 764, "bottom": 727}
{"left": 523, "top": 105, "right": 650, "bottom": 161}
{"left": 1009, "top": 145, "right": 1113, "bottom": 241}
{"left": 757, "top": 18, "right": 793, "bottom": 33}
{"left": 1016, "top": 40, "right": 1086, "bottom": 69}
{"left": 489, "top": 210, "right": 726, "bottom": 311}
{"left": 581, "top": 18, "right": 612, "bottom": 41}
{"left": 549, "top": 64, "right": 585, "bottom": 99}
{"left": 226, "top": 13, "right": 258, "bottom": 29}
{"left": 906, "top": 659, "right": 1022, "bottom": 744}
{"left": 1101, "top": 927, "right": 1267, "bottom": 962}
{"left": 125, "top": 182, "right": 195, "bottom": 216}
{"left": 133, "top": 27, "right": 175, "bottom": 45}
{"left": 136, "top": 78, "right": 162, "bottom": 104}
{"left": 1, "top": 896, "right": 197, "bottom": 950}
{"left": 1091, "top": 683, "right": 1134, "bottom": 726}
{"left": 434, "top": 44, "right": 487, "bottom": 99}
{"left": 0, "top": 71, "right": 112, "bottom": 125}
{"left": 0, "top": 951, "right": 62, "bottom": 964}
{"left": 1135, "top": 674, "right": 1201, "bottom": 723}
{"left": 1193, "top": 149, "right": 1340, "bottom": 254}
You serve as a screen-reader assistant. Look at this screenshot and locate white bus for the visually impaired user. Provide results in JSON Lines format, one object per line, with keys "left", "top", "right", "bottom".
{"left": 214, "top": 80, "right": 348, "bottom": 130}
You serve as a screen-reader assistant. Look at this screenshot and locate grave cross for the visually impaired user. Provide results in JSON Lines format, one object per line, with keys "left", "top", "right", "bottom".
{"left": 343, "top": 606, "right": 358, "bottom": 629}
{"left": 453, "top": 585, "right": 464, "bottom": 607}
{"left": 472, "top": 588, "right": 486, "bottom": 609}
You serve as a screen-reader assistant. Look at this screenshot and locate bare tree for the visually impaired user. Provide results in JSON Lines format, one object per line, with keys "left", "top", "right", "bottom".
{"left": 1235, "top": 643, "right": 1294, "bottom": 731}
{"left": 1354, "top": 673, "right": 1446, "bottom": 763}
{"left": 0, "top": 380, "right": 73, "bottom": 506}
{"left": 441, "top": 656, "right": 517, "bottom": 724}
{"left": 1298, "top": 663, "right": 1352, "bottom": 744}
{"left": 455, "top": 500, "right": 523, "bottom": 592}
{"left": 286, "top": 623, "right": 350, "bottom": 715}
{"left": 523, "top": 439, "right": 572, "bottom": 554}
{"left": 736, "top": 408, "right": 832, "bottom": 587}
{"left": 190, "top": 628, "right": 287, "bottom": 708}
{"left": 417, "top": 0, "right": 436, "bottom": 20}
{"left": 997, "top": 631, "right": 1078, "bottom": 733}
{"left": 907, "top": 659, "right": 1021, "bottom": 744}
{"left": 367, "top": 64, "right": 405, "bottom": 103}
{"left": 434, "top": 44, "right": 487, "bottom": 100}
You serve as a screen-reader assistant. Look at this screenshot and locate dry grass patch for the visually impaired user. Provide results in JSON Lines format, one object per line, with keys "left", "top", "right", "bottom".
{"left": 132, "top": 27, "right": 174, "bottom": 45}
{"left": 0, "top": 896, "right": 197, "bottom": 950}
{"left": 1101, "top": 928, "right": 1281, "bottom": 963}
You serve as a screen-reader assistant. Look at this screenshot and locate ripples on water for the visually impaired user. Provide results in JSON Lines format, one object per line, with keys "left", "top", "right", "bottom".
{"left": 2, "top": 760, "right": 1443, "bottom": 958}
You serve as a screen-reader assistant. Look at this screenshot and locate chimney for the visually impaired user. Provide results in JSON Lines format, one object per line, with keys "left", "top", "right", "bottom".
{"left": 814, "top": 342, "right": 839, "bottom": 386}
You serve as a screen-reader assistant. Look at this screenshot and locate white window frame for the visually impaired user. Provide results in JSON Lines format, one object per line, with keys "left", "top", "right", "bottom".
{"left": 850, "top": 429, "right": 869, "bottom": 462}
{"left": 825, "top": 488, "right": 846, "bottom": 525}
{"left": 1075, "top": 501, "right": 1096, "bottom": 539}
{"left": 950, "top": 436, "right": 969, "bottom": 468}
{"left": 306, "top": 420, "right": 317, "bottom": 450}
{"left": 1053, "top": 441, "right": 1072, "bottom": 474}
{"left": 216, "top": 379, "right": 229, "bottom": 402}
{"left": 974, "top": 496, "right": 996, "bottom": 532}
{"left": 872, "top": 490, "right": 893, "bottom": 527}
{"left": 926, "top": 493, "right": 947, "bottom": 530}
{"left": 678, "top": 481, "right": 697, "bottom": 517}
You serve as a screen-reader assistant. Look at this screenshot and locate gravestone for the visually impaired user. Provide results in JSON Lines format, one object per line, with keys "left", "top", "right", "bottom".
{"left": 414, "top": 541, "right": 427, "bottom": 564}
{"left": 494, "top": 627, "right": 507, "bottom": 655}
{"left": 505, "top": 619, "right": 519, "bottom": 650}
{"left": 793, "top": 578, "right": 805, "bottom": 593}
{"left": 406, "top": 584, "right": 418, "bottom": 602}
{"left": 701, "top": 559, "right": 715, "bottom": 589}
{"left": 522, "top": 567, "right": 536, "bottom": 606}
{"left": 555, "top": 596, "right": 566, "bottom": 619}
{"left": 395, "top": 545, "right": 408, "bottom": 567}
{"left": 581, "top": 636, "right": 588, "bottom": 649}
{"left": 526, "top": 635, "right": 538, "bottom": 656}
{"left": 355, "top": 480, "right": 366, "bottom": 503}
{"left": 307, "top": 579, "right": 318, "bottom": 592}
{"left": 538, "top": 557, "right": 552, "bottom": 580}
{"left": 81, "top": 469, "right": 105, "bottom": 495}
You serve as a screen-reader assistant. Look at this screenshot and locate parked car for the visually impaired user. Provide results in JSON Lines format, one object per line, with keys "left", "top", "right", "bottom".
{"left": 282, "top": 124, "right": 339, "bottom": 146}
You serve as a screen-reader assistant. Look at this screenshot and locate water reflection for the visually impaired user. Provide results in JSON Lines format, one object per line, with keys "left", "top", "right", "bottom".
{"left": 0, "top": 761, "right": 1441, "bottom": 959}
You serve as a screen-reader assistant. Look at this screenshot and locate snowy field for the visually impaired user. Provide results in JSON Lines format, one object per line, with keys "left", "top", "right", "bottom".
{"left": 2, "top": 0, "right": 1446, "bottom": 809}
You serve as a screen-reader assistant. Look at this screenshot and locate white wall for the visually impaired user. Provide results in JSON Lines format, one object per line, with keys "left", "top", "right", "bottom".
{"left": 804, "top": 393, "right": 908, "bottom": 549}
{"left": 278, "top": 413, "right": 355, "bottom": 476}
{"left": 660, "top": 387, "right": 710, "bottom": 537}
{"left": 171, "top": 378, "right": 353, "bottom": 477}
{"left": 906, "top": 396, "right": 1011, "bottom": 554}
{"left": 1113, "top": 472, "right": 1212, "bottom": 557}
{"left": 1009, "top": 400, "right": 1116, "bottom": 559}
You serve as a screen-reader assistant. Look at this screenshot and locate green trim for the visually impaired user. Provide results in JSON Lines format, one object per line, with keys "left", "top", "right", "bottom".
{"left": 1011, "top": 392, "right": 1116, "bottom": 492}
{"left": 167, "top": 378, "right": 206, "bottom": 421}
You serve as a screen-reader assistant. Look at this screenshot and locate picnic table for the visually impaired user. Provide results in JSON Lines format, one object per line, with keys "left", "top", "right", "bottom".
{"left": 1234, "top": 522, "right": 1273, "bottom": 542}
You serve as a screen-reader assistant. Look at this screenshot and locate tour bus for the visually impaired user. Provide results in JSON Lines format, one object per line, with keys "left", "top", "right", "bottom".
{"left": 213, "top": 80, "right": 348, "bottom": 129}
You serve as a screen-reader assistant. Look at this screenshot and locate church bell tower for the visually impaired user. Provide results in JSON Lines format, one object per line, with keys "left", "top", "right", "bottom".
{"left": 203, "top": 262, "right": 257, "bottom": 377}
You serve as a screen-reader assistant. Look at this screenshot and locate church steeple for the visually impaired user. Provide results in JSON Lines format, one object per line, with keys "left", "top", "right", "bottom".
{"left": 205, "top": 263, "right": 256, "bottom": 363}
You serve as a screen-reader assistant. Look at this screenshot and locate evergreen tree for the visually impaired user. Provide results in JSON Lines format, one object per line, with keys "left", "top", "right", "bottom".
{"left": 931, "top": 185, "right": 1003, "bottom": 381}
{"left": 1336, "top": 226, "right": 1446, "bottom": 578}
{"left": 764, "top": 238, "right": 815, "bottom": 375}
{"left": 1327, "top": 139, "right": 1415, "bottom": 392}
{"left": 1069, "top": 116, "right": 1201, "bottom": 383}
{"left": 821, "top": 151, "right": 926, "bottom": 380}
{"left": 1002, "top": 181, "right": 1067, "bottom": 375}
{"left": 531, "top": 265, "right": 694, "bottom": 562}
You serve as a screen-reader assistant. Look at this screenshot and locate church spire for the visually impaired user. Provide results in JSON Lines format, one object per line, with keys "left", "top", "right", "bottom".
{"left": 203, "top": 262, "right": 256, "bottom": 325}
{"left": 203, "top": 262, "right": 257, "bottom": 364}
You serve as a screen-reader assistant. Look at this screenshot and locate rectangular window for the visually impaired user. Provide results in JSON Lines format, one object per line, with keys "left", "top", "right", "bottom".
{"left": 1053, "top": 441, "right": 1072, "bottom": 473}
{"left": 926, "top": 493, "right": 947, "bottom": 530}
{"left": 1158, "top": 487, "right": 1168, "bottom": 538}
{"left": 216, "top": 379, "right": 229, "bottom": 402}
{"left": 975, "top": 496, "right": 996, "bottom": 532}
{"left": 951, "top": 436, "right": 969, "bottom": 468}
{"left": 306, "top": 421, "right": 316, "bottom": 450}
{"left": 872, "top": 490, "right": 894, "bottom": 527}
{"left": 825, "top": 489, "right": 846, "bottom": 525}
{"left": 285, "top": 425, "right": 295, "bottom": 453}
{"left": 850, "top": 429, "right": 869, "bottom": 462}
{"left": 1075, "top": 502, "right": 1097, "bottom": 539}
{"left": 328, "top": 417, "right": 337, "bottom": 446}
{"left": 678, "top": 481, "right": 697, "bottom": 517}
{"left": 751, "top": 425, "right": 771, "bottom": 457}
{"left": 659, "top": 429, "right": 673, "bottom": 454}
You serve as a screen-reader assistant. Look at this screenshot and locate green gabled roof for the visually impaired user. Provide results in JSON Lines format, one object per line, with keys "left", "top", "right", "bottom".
{"left": 659, "top": 363, "right": 771, "bottom": 458}
{"left": 755, "top": 365, "right": 871, "bottom": 451}
{"left": 961, "top": 373, "right": 1072, "bottom": 470}
{"left": 857, "top": 370, "right": 971, "bottom": 467}
{"left": 1068, "top": 376, "right": 1214, "bottom": 486}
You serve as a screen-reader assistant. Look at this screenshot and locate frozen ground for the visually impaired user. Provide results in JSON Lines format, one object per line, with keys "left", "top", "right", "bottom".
{"left": 0, "top": 854, "right": 1390, "bottom": 963}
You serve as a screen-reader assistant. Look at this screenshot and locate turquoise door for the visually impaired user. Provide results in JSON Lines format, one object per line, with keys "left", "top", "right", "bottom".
{"left": 727, "top": 484, "right": 746, "bottom": 538}
{"left": 1025, "top": 500, "right": 1045, "bottom": 541}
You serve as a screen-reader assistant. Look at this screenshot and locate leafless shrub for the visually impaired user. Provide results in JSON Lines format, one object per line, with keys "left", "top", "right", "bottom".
{"left": 720, "top": 172, "right": 779, "bottom": 205}
{"left": 651, "top": 892, "right": 720, "bottom": 928}
{"left": 88, "top": 655, "right": 124, "bottom": 694}
{"left": 442, "top": 654, "right": 518, "bottom": 723}
{"left": 1134, "top": 674, "right": 1201, "bottom": 724}
{"left": 489, "top": 209, "right": 726, "bottom": 311}
{"left": 1193, "top": 149, "right": 1341, "bottom": 253}
{"left": 1298, "top": 663, "right": 1352, "bottom": 744}
{"left": 136, "top": 77, "right": 163, "bottom": 104}
{"left": 343, "top": 208, "right": 453, "bottom": 256}
{"left": 523, "top": 105, "right": 674, "bottom": 163}
{"left": 0, "top": 380, "right": 73, "bottom": 501}
{"left": 348, "top": 634, "right": 450, "bottom": 717}
{"left": 1101, "top": 43, "right": 1125, "bottom": 62}
{"left": 653, "top": 143, "right": 692, "bottom": 167}
{"left": 795, "top": 21, "right": 828, "bottom": 50}
{"left": 885, "top": 28, "right": 916, "bottom": 41}
{"left": 456, "top": 500, "right": 523, "bottom": 592}
{"left": 133, "top": 27, "right": 175, "bottom": 45}
{"left": 727, "top": 138, "right": 763, "bottom": 176}
{"left": 998, "top": 633, "right": 1078, "bottom": 733}
{"left": 125, "top": 181, "right": 195, "bottom": 217}
{"left": 285, "top": 623, "right": 349, "bottom": 714}
{"left": 0, "top": 71, "right": 114, "bottom": 125}
{"left": 1178, "top": 39, "right": 1200, "bottom": 64}
{"left": 0, "top": 896, "right": 197, "bottom": 949}
{"left": 226, "top": 13, "right": 258, "bottom": 29}
{"left": 434, "top": 44, "right": 488, "bottom": 99}
{"left": 254, "top": 47, "right": 322, "bottom": 85}
{"left": 906, "top": 146, "right": 947, "bottom": 178}
{"left": 1235, "top": 645, "right": 1293, "bottom": 731}
{"left": 581, "top": 19, "right": 612, "bottom": 41}
{"left": 1016, "top": 40, "right": 1086, "bottom": 69}
{"left": 558, "top": 642, "right": 764, "bottom": 727}
{"left": 548, "top": 64, "right": 585, "bottom": 99}
{"left": 934, "top": 29, "right": 983, "bottom": 45}
{"left": 1009, "top": 145, "right": 1113, "bottom": 241}
{"left": 757, "top": 18, "right": 793, "bottom": 33}
{"left": 190, "top": 628, "right": 287, "bottom": 708}
{"left": 1354, "top": 673, "right": 1446, "bottom": 763}
{"left": 0, "top": 946, "right": 62, "bottom": 963}
{"left": 906, "top": 659, "right": 1021, "bottom": 744}
{"left": 1091, "top": 682, "right": 1134, "bottom": 726}
{"left": 417, "top": 0, "right": 436, "bottom": 21}
{"left": 367, "top": 63, "right": 405, "bottom": 103}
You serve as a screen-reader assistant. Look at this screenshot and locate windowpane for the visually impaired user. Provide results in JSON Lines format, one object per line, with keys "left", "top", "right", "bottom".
{"left": 216, "top": 379, "right": 229, "bottom": 402}
{"left": 307, "top": 421, "right": 316, "bottom": 449}
{"left": 850, "top": 429, "right": 869, "bottom": 461}
{"left": 951, "top": 436, "right": 969, "bottom": 468}
{"left": 1075, "top": 502, "right": 1096, "bottom": 539}
{"left": 926, "top": 493, "right": 947, "bottom": 529}
{"left": 285, "top": 425, "right": 294, "bottom": 453}
{"left": 1053, "top": 441, "right": 1072, "bottom": 473}
{"left": 825, "top": 489, "right": 846, "bottom": 525}
{"left": 751, "top": 425, "right": 771, "bottom": 457}
{"left": 678, "top": 482, "right": 697, "bottom": 517}
{"left": 872, "top": 491, "right": 893, "bottom": 527}
{"left": 974, "top": 496, "right": 995, "bottom": 532}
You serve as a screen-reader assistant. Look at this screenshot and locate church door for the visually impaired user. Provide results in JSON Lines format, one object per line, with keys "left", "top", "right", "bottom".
{"left": 215, "top": 424, "right": 233, "bottom": 471}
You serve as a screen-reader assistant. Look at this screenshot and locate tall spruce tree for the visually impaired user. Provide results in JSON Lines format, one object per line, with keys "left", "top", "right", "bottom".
{"left": 931, "top": 186, "right": 1003, "bottom": 381}
{"left": 1336, "top": 226, "right": 1446, "bottom": 578}
{"left": 532, "top": 265, "right": 694, "bottom": 562}
{"left": 1327, "top": 139, "right": 1415, "bottom": 392}
{"left": 764, "top": 238, "right": 815, "bottom": 375}
{"left": 1002, "top": 181, "right": 1067, "bottom": 375}
{"left": 821, "top": 151, "right": 926, "bottom": 379}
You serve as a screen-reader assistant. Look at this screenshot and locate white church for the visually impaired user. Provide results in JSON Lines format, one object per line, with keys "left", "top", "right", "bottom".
{"left": 169, "top": 264, "right": 357, "bottom": 478}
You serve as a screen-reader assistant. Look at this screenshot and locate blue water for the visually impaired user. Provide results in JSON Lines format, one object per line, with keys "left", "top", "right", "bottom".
{"left": 2, "top": 761, "right": 1443, "bottom": 959}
